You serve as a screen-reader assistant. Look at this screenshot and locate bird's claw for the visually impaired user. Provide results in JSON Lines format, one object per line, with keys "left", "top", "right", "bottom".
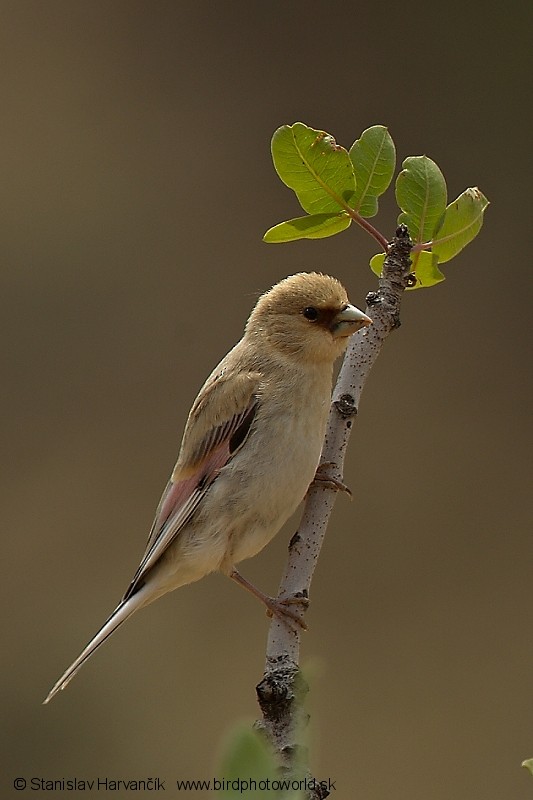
{"left": 229, "top": 569, "right": 308, "bottom": 630}
{"left": 312, "top": 462, "right": 352, "bottom": 499}
{"left": 264, "top": 593, "right": 309, "bottom": 631}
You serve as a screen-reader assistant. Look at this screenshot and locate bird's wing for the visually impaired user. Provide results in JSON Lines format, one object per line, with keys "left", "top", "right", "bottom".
{"left": 122, "top": 368, "right": 260, "bottom": 601}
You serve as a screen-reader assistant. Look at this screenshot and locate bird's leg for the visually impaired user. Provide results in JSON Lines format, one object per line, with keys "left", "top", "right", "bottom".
{"left": 229, "top": 568, "right": 309, "bottom": 630}
{"left": 312, "top": 461, "right": 352, "bottom": 498}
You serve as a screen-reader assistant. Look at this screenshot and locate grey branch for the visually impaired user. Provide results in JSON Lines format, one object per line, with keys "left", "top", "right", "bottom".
{"left": 256, "top": 225, "right": 413, "bottom": 797}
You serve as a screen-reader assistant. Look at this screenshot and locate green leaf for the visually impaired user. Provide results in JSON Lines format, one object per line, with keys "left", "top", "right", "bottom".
{"left": 370, "top": 249, "right": 445, "bottom": 290}
{"left": 522, "top": 759, "right": 533, "bottom": 776}
{"left": 396, "top": 155, "right": 447, "bottom": 242}
{"left": 216, "top": 724, "right": 278, "bottom": 798}
{"left": 369, "top": 253, "right": 384, "bottom": 279}
{"left": 410, "top": 250, "right": 446, "bottom": 288}
{"left": 349, "top": 125, "right": 396, "bottom": 217}
{"left": 263, "top": 212, "right": 351, "bottom": 242}
{"left": 431, "top": 187, "right": 489, "bottom": 263}
{"left": 271, "top": 122, "right": 356, "bottom": 214}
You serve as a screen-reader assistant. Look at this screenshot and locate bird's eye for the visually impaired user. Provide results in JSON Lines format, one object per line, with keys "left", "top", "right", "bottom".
{"left": 303, "top": 306, "right": 319, "bottom": 321}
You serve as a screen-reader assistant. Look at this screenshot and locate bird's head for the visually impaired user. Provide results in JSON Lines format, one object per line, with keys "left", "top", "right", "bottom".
{"left": 245, "top": 272, "right": 372, "bottom": 364}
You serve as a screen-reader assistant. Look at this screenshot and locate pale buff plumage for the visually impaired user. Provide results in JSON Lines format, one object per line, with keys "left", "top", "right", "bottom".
{"left": 44, "top": 273, "right": 371, "bottom": 703}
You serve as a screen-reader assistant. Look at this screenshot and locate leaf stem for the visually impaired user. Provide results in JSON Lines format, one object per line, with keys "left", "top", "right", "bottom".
{"left": 411, "top": 241, "right": 432, "bottom": 253}
{"left": 346, "top": 208, "right": 389, "bottom": 251}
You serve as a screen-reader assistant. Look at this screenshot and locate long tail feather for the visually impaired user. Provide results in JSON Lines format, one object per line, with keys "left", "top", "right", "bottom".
{"left": 43, "top": 587, "right": 149, "bottom": 704}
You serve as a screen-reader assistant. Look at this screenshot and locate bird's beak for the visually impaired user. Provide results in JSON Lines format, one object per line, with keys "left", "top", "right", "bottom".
{"left": 331, "top": 304, "right": 373, "bottom": 338}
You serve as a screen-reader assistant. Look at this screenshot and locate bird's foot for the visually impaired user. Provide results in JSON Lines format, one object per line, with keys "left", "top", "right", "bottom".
{"left": 230, "top": 569, "right": 308, "bottom": 630}
{"left": 264, "top": 592, "right": 309, "bottom": 630}
{"left": 312, "top": 461, "right": 352, "bottom": 499}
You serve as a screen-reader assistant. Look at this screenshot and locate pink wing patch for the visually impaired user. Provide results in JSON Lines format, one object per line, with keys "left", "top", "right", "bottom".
{"left": 122, "top": 401, "right": 257, "bottom": 601}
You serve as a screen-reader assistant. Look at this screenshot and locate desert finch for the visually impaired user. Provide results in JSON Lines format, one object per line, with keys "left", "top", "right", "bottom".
{"left": 44, "top": 272, "right": 371, "bottom": 703}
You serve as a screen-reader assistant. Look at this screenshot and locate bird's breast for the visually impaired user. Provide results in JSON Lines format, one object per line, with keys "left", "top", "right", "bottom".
{"left": 216, "top": 376, "right": 331, "bottom": 566}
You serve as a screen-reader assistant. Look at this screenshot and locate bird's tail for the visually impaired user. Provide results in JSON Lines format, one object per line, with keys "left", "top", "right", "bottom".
{"left": 43, "top": 586, "right": 150, "bottom": 704}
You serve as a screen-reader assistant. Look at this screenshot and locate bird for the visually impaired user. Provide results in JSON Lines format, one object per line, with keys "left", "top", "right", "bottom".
{"left": 44, "top": 272, "right": 372, "bottom": 703}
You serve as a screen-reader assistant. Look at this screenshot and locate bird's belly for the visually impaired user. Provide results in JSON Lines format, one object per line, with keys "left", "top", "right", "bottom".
{"left": 216, "top": 412, "right": 326, "bottom": 569}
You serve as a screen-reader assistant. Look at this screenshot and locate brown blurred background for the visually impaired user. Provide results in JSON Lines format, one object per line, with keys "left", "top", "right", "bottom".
{"left": 1, "top": 1, "right": 532, "bottom": 798}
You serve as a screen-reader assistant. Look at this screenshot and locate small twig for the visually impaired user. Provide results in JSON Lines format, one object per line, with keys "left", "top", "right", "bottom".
{"left": 255, "top": 225, "right": 413, "bottom": 796}
{"left": 346, "top": 208, "right": 390, "bottom": 252}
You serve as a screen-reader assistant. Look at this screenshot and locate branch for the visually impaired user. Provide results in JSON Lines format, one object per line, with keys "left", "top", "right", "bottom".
{"left": 255, "top": 225, "right": 413, "bottom": 796}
